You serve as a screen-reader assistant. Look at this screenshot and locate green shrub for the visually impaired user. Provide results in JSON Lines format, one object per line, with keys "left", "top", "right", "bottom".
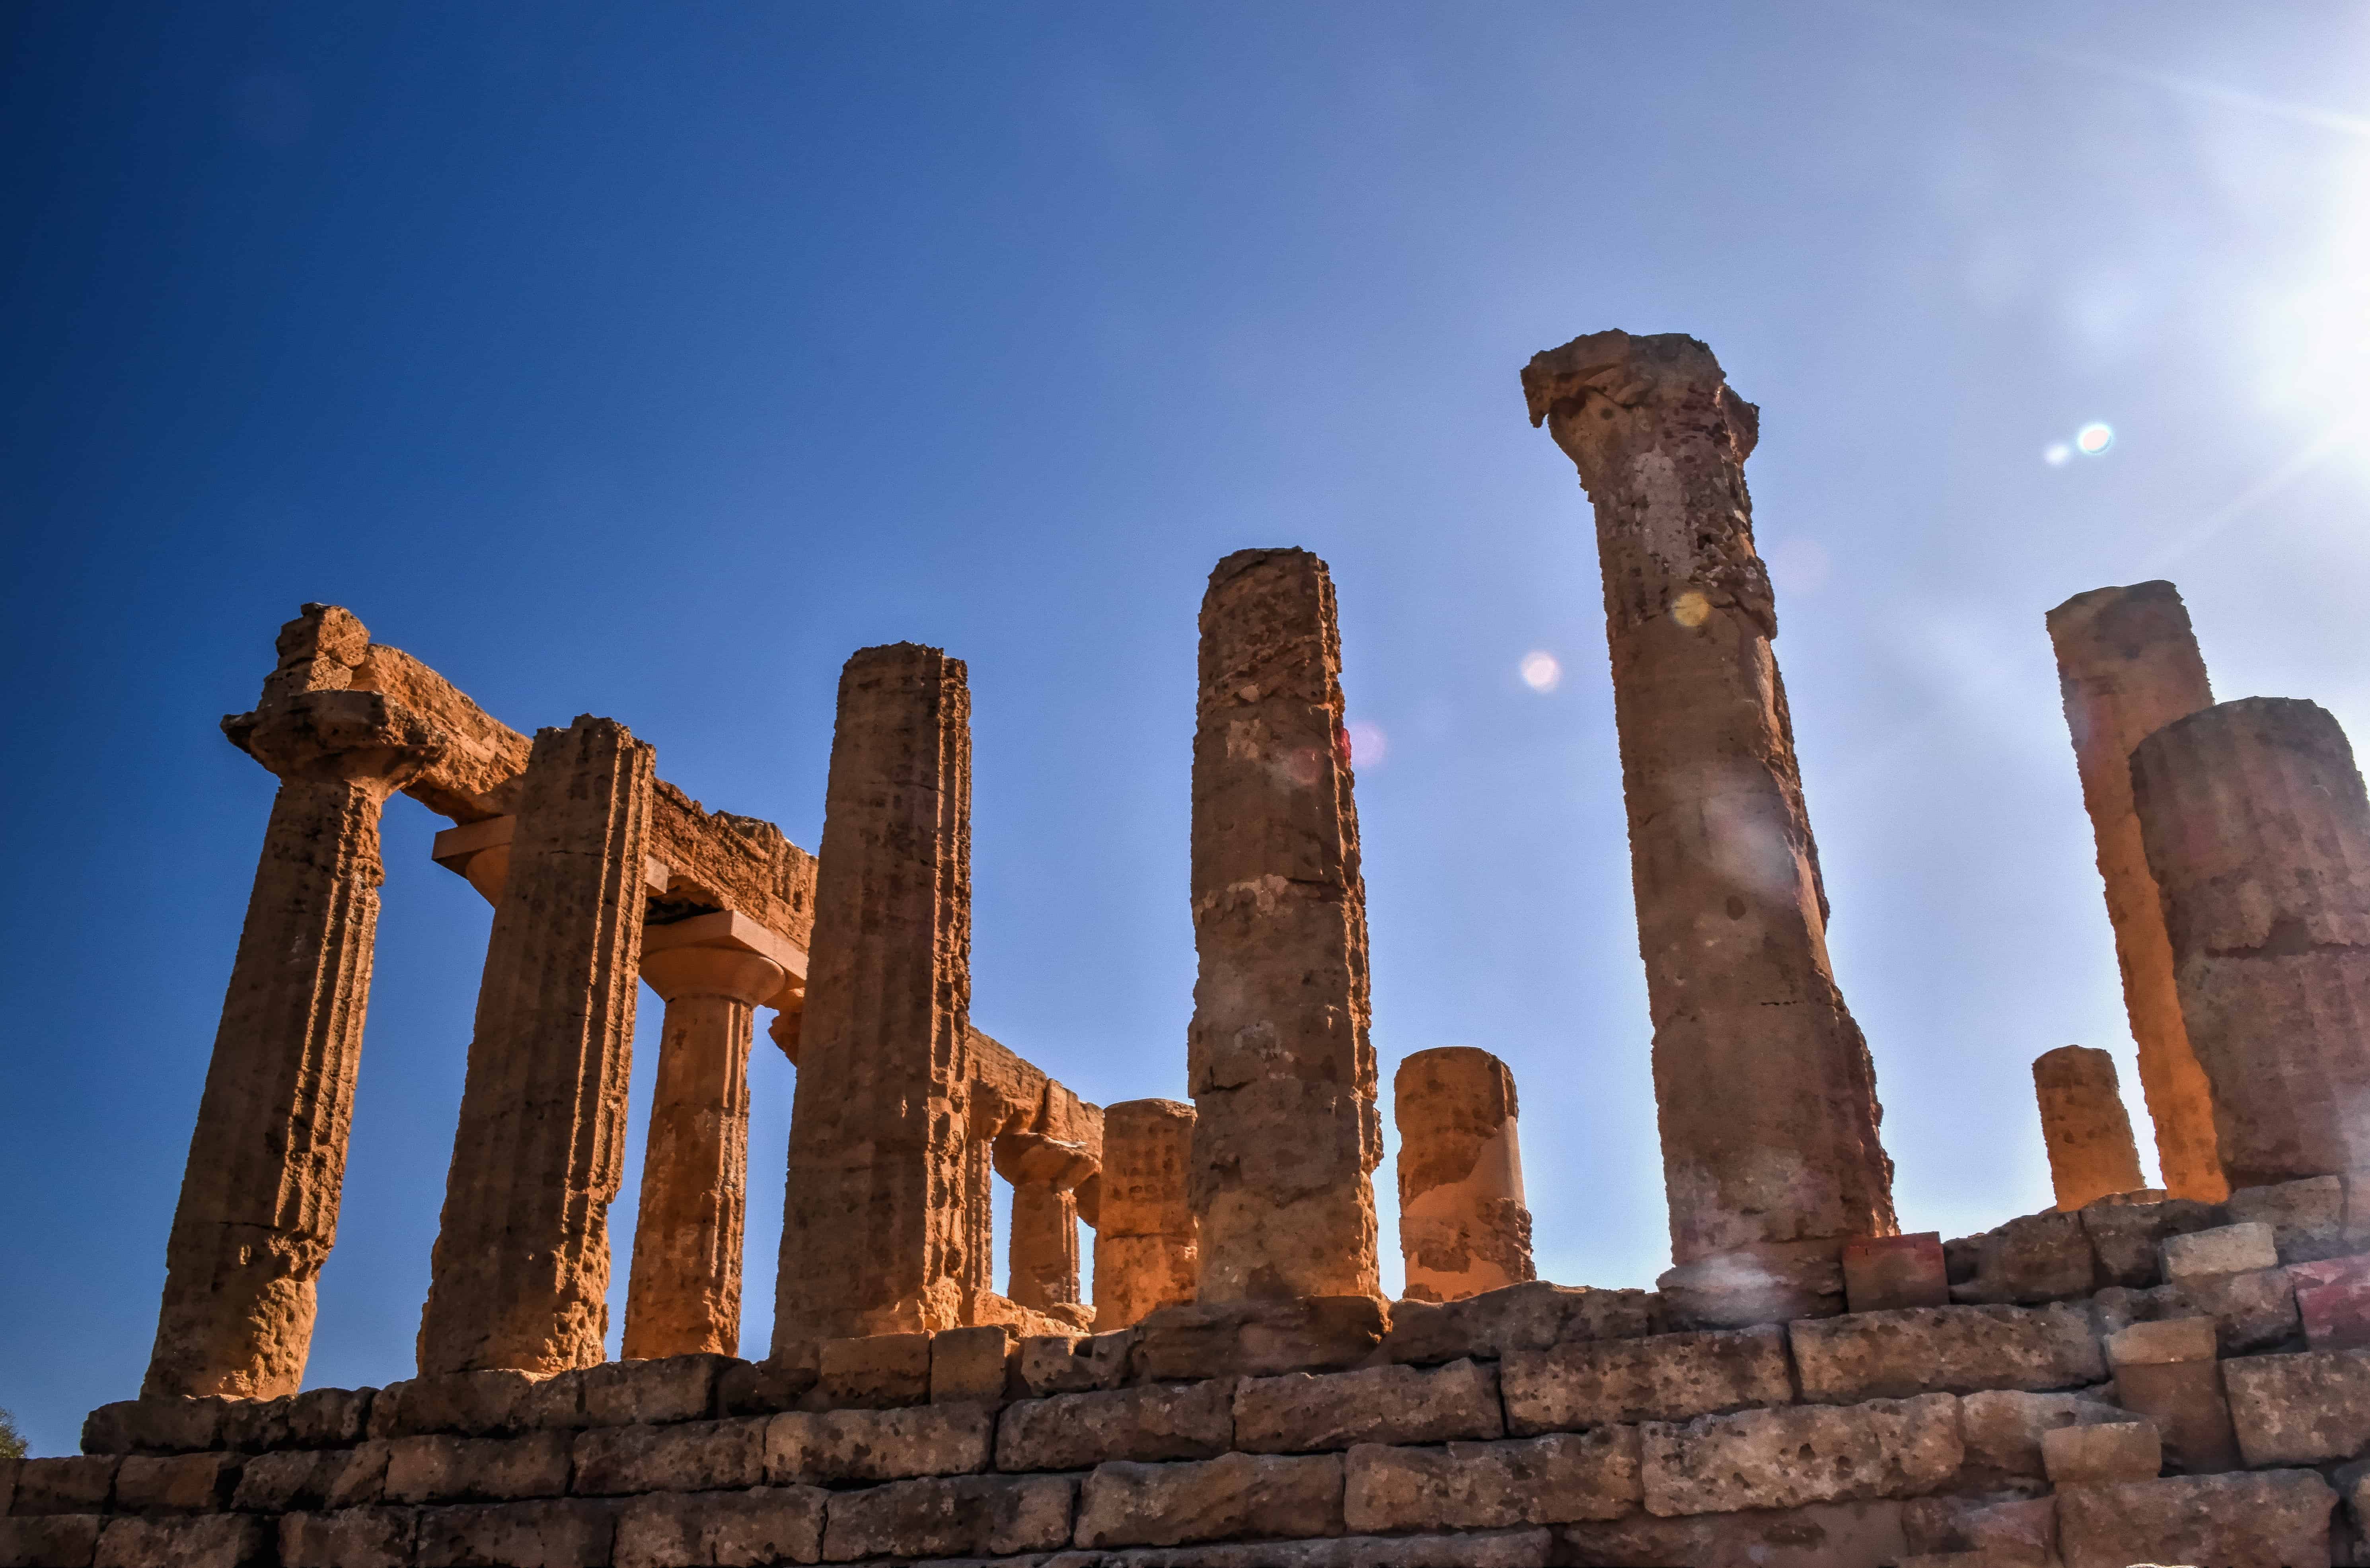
{"left": 0, "top": 1406, "right": 24, "bottom": 1461}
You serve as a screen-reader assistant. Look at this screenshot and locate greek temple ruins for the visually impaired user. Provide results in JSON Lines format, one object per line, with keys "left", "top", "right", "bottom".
{"left": 17, "top": 329, "right": 2370, "bottom": 1568}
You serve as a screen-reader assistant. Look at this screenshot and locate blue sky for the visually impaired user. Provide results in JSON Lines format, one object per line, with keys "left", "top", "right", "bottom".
{"left": 4, "top": 3, "right": 2366, "bottom": 1455}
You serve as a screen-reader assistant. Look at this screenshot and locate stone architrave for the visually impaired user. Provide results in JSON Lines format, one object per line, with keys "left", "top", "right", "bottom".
{"left": 1393, "top": 1047, "right": 1535, "bottom": 1302}
{"left": 2032, "top": 1046, "right": 2148, "bottom": 1212}
{"left": 1094, "top": 1099, "right": 1200, "bottom": 1328}
{"left": 995, "top": 1134, "right": 1096, "bottom": 1315}
{"left": 2047, "top": 582, "right": 2224, "bottom": 1202}
{"left": 621, "top": 916, "right": 788, "bottom": 1360}
{"left": 773, "top": 644, "right": 978, "bottom": 1345}
{"left": 144, "top": 608, "right": 448, "bottom": 1400}
{"left": 1186, "top": 549, "right": 1383, "bottom": 1301}
{"left": 1521, "top": 331, "right": 1896, "bottom": 1278}
{"left": 417, "top": 715, "right": 656, "bottom": 1375}
{"left": 2131, "top": 697, "right": 2370, "bottom": 1190}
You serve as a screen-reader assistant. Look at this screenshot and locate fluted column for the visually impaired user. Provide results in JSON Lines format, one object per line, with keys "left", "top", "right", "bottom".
{"left": 1093, "top": 1099, "right": 1199, "bottom": 1329}
{"left": 2032, "top": 1045, "right": 2148, "bottom": 1212}
{"left": 1395, "top": 1047, "right": 1535, "bottom": 1303}
{"left": 144, "top": 666, "right": 447, "bottom": 1399}
{"left": 995, "top": 1134, "right": 1096, "bottom": 1314}
{"left": 2047, "top": 582, "right": 2224, "bottom": 1200}
{"left": 2132, "top": 697, "right": 2370, "bottom": 1190}
{"left": 417, "top": 715, "right": 655, "bottom": 1375}
{"left": 1522, "top": 332, "right": 1895, "bottom": 1288}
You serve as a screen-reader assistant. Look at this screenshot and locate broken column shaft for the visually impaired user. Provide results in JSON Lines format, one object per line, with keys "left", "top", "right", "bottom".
{"left": 2132, "top": 697, "right": 2370, "bottom": 1190}
{"left": 773, "top": 644, "right": 977, "bottom": 1344}
{"left": 417, "top": 716, "right": 654, "bottom": 1375}
{"left": 2032, "top": 1045, "right": 2148, "bottom": 1211}
{"left": 1092, "top": 1099, "right": 1200, "bottom": 1329}
{"left": 1186, "top": 549, "right": 1382, "bottom": 1302}
{"left": 1522, "top": 331, "right": 1895, "bottom": 1289}
{"left": 2047, "top": 581, "right": 2224, "bottom": 1201}
{"left": 1394, "top": 1047, "right": 1535, "bottom": 1303}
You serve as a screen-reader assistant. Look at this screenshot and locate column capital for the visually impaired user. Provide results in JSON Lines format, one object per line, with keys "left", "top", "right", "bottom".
{"left": 223, "top": 689, "right": 450, "bottom": 799}
{"left": 640, "top": 945, "right": 784, "bottom": 1008}
{"left": 993, "top": 1131, "right": 1097, "bottom": 1194}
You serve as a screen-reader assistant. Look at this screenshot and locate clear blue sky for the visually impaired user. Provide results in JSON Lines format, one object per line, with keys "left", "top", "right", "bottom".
{"left": 4, "top": 4, "right": 2365, "bottom": 1455}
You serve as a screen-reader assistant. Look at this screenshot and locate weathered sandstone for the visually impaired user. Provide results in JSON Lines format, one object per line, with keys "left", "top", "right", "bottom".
{"left": 1394, "top": 1048, "right": 1534, "bottom": 1303}
{"left": 1092, "top": 1100, "right": 1200, "bottom": 1330}
{"left": 2031, "top": 1046, "right": 2147, "bottom": 1212}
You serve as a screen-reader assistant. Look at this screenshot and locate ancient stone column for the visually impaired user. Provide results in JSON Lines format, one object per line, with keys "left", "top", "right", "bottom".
{"left": 417, "top": 716, "right": 654, "bottom": 1375}
{"left": 2032, "top": 1046, "right": 2148, "bottom": 1212}
{"left": 994, "top": 1134, "right": 1095, "bottom": 1315}
{"left": 772, "top": 644, "right": 977, "bottom": 1346}
{"left": 2131, "top": 697, "right": 2370, "bottom": 1190}
{"left": 1187, "top": 549, "right": 1382, "bottom": 1302}
{"left": 1394, "top": 1047, "right": 1535, "bottom": 1303}
{"left": 144, "top": 609, "right": 448, "bottom": 1399}
{"left": 2047, "top": 581, "right": 2225, "bottom": 1201}
{"left": 1093, "top": 1099, "right": 1199, "bottom": 1329}
{"left": 621, "top": 941, "right": 785, "bottom": 1360}
{"left": 1523, "top": 332, "right": 1895, "bottom": 1295}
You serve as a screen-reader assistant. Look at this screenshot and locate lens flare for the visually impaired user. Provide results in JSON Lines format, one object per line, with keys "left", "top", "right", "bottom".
{"left": 2043, "top": 442, "right": 2074, "bottom": 467}
{"left": 1519, "top": 651, "right": 1561, "bottom": 693}
{"left": 2076, "top": 422, "right": 2115, "bottom": 455}
{"left": 1346, "top": 721, "right": 1387, "bottom": 767}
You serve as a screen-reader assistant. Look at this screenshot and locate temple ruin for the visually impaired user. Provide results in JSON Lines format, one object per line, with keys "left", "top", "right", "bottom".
{"left": 15, "top": 329, "right": 2370, "bottom": 1567}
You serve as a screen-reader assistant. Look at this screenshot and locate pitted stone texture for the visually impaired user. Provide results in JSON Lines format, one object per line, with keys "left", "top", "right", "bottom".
{"left": 228, "top": 1448, "right": 370, "bottom": 1514}
{"left": 1342, "top": 1430, "right": 1640, "bottom": 1531}
{"left": 1523, "top": 330, "right": 1894, "bottom": 1264}
{"left": 1187, "top": 549, "right": 1381, "bottom": 1302}
{"left": 2079, "top": 1194, "right": 2224, "bottom": 1288}
{"left": 1557, "top": 1500, "right": 1910, "bottom": 1568}
{"left": 1901, "top": 1494, "right": 2058, "bottom": 1563}
{"left": 2132, "top": 696, "right": 2370, "bottom": 1189}
{"left": 419, "top": 717, "right": 655, "bottom": 1377}
{"left": 2095, "top": 1266, "right": 2300, "bottom": 1356}
{"left": 278, "top": 1506, "right": 416, "bottom": 1568}
{"left": 1957, "top": 1388, "right": 2128, "bottom": 1486}
{"left": 2223, "top": 1348, "right": 2370, "bottom": 1466}
{"left": 82, "top": 1399, "right": 230, "bottom": 1457}
{"left": 1130, "top": 1297, "right": 1384, "bottom": 1383}
{"left": 579, "top": 1356, "right": 730, "bottom": 1429}
{"left": 1016, "top": 1333, "right": 1134, "bottom": 1397}
{"left": 766, "top": 1404, "right": 991, "bottom": 1484}
{"left": 2107, "top": 1318, "right": 2241, "bottom": 1475}
{"left": 2031, "top": 1046, "right": 2148, "bottom": 1212}
{"left": 820, "top": 1474, "right": 1073, "bottom": 1562}
{"left": 2042, "top": 1419, "right": 2162, "bottom": 1485}
{"left": 1790, "top": 1305, "right": 2104, "bottom": 1404}
{"left": 572, "top": 1420, "right": 765, "bottom": 1496}
{"left": 2293, "top": 1254, "right": 2370, "bottom": 1350}
{"left": 1235, "top": 1359, "right": 1501, "bottom": 1454}
{"left": 613, "top": 1486, "right": 826, "bottom": 1568}
{"left": 387, "top": 1431, "right": 576, "bottom": 1503}
{"left": 928, "top": 1326, "right": 1012, "bottom": 1407}
{"left": 775, "top": 645, "right": 978, "bottom": 1343}
{"left": 2228, "top": 1174, "right": 2353, "bottom": 1263}
{"left": 972, "top": 1530, "right": 1556, "bottom": 1566}
{"left": 817, "top": 1333, "right": 931, "bottom": 1409}
{"left": 92, "top": 1513, "right": 269, "bottom": 1568}
{"left": 2046, "top": 582, "right": 2224, "bottom": 1202}
{"left": 1092, "top": 1102, "right": 1199, "bottom": 1333}
{"left": 1840, "top": 1233, "right": 1947, "bottom": 1313}
{"left": 111, "top": 1453, "right": 242, "bottom": 1515}
{"left": 2164, "top": 1221, "right": 2279, "bottom": 1279}
{"left": 1501, "top": 1325, "right": 1791, "bottom": 1435}
{"left": 1640, "top": 1394, "right": 1962, "bottom": 1517}
{"left": 996, "top": 1383, "right": 1231, "bottom": 1473}
{"left": 1949, "top": 1211, "right": 2099, "bottom": 1305}
{"left": 717, "top": 1352, "right": 817, "bottom": 1419}
{"left": 2055, "top": 1469, "right": 2336, "bottom": 1568}
{"left": 1394, "top": 1049, "right": 1533, "bottom": 1303}
{"left": 413, "top": 1498, "right": 622, "bottom": 1566}
{"left": 370, "top": 1371, "right": 548, "bottom": 1439}
{"left": 1074, "top": 1452, "right": 1344, "bottom": 1550}
{"left": 13, "top": 1457, "right": 119, "bottom": 1515}
{"left": 1384, "top": 1282, "right": 1652, "bottom": 1366}
{"left": 0, "top": 1515, "right": 104, "bottom": 1568}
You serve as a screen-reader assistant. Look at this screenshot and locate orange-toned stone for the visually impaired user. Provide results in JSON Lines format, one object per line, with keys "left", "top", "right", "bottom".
{"left": 1394, "top": 1048, "right": 1534, "bottom": 1303}
{"left": 2033, "top": 1046, "right": 2149, "bottom": 1212}
{"left": 1093, "top": 1099, "right": 1200, "bottom": 1329}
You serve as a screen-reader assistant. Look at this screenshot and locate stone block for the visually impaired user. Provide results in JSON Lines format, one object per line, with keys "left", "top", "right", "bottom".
{"left": 572, "top": 1420, "right": 765, "bottom": 1496}
{"left": 2080, "top": 1195, "right": 2224, "bottom": 1288}
{"left": 369, "top": 1370, "right": 545, "bottom": 1439}
{"left": 2108, "top": 1312, "right": 2219, "bottom": 1365}
{"left": 0, "top": 1515, "right": 104, "bottom": 1568}
{"left": 2055, "top": 1469, "right": 2337, "bottom": 1568}
{"left": 580, "top": 1357, "right": 729, "bottom": 1428}
{"left": 1640, "top": 1394, "right": 1962, "bottom": 1517}
{"left": 1130, "top": 1298, "right": 1385, "bottom": 1382}
{"left": 1235, "top": 1359, "right": 1501, "bottom": 1453}
{"left": 1901, "top": 1493, "right": 2057, "bottom": 1562}
{"left": 79, "top": 1400, "right": 226, "bottom": 1457}
{"left": 817, "top": 1474, "right": 1073, "bottom": 1561}
{"left": 384, "top": 1433, "right": 573, "bottom": 1504}
{"left": 111, "top": 1453, "right": 242, "bottom": 1515}
{"left": 613, "top": 1486, "right": 826, "bottom": 1567}
{"left": 2096, "top": 1269, "right": 2302, "bottom": 1356}
{"left": 1381, "top": 1282, "right": 1652, "bottom": 1365}
{"left": 1790, "top": 1304, "right": 2103, "bottom": 1404}
{"left": 1073, "top": 1452, "right": 1342, "bottom": 1549}
{"left": 1957, "top": 1388, "right": 2126, "bottom": 1484}
{"left": 1500, "top": 1325, "right": 1790, "bottom": 1435}
{"left": 2163, "top": 1221, "right": 2280, "bottom": 1279}
{"left": 227, "top": 1450, "right": 341, "bottom": 1513}
{"left": 929, "top": 1327, "right": 1013, "bottom": 1406}
{"left": 413, "top": 1498, "right": 621, "bottom": 1566}
{"left": 2041, "top": 1420, "right": 2162, "bottom": 1485}
{"left": 282, "top": 1387, "right": 376, "bottom": 1449}
{"left": 1950, "top": 1212, "right": 2098, "bottom": 1305}
{"left": 2294, "top": 1254, "right": 2370, "bottom": 1350}
{"left": 815, "top": 1333, "right": 930, "bottom": 1409}
{"left": 1656, "top": 1238, "right": 1844, "bottom": 1329}
{"left": 715, "top": 1350, "right": 817, "bottom": 1418}
{"left": 277, "top": 1507, "right": 418, "bottom": 1568}
{"left": 12, "top": 1457, "right": 117, "bottom": 1515}
{"left": 322, "top": 1441, "right": 394, "bottom": 1509}
{"left": 994, "top": 1381, "right": 1231, "bottom": 1473}
{"left": 1014, "top": 1332, "right": 1135, "bottom": 1397}
{"left": 766, "top": 1404, "right": 991, "bottom": 1484}
{"left": 1342, "top": 1429, "right": 1640, "bottom": 1531}
{"left": 1017, "top": 1530, "right": 1555, "bottom": 1566}
{"left": 2228, "top": 1175, "right": 2351, "bottom": 1263}
{"left": 2107, "top": 1318, "right": 2241, "bottom": 1475}
{"left": 1842, "top": 1233, "right": 1948, "bottom": 1312}
{"left": 1555, "top": 1500, "right": 1910, "bottom": 1568}
{"left": 2224, "top": 1348, "right": 2370, "bottom": 1466}
{"left": 92, "top": 1514, "right": 267, "bottom": 1568}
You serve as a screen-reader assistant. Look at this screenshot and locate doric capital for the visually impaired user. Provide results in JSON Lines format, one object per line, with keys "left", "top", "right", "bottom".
{"left": 223, "top": 689, "right": 451, "bottom": 798}
{"left": 1521, "top": 329, "right": 1759, "bottom": 492}
{"left": 993, "top": 1131, "right": 1098, "bottom": 1193}
{"left": 639, "top": 945, "right": 785, "bottom": 1008}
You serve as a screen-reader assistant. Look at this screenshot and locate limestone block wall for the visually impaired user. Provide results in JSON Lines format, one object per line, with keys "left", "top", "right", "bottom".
{"left": 33, "top": 1177, "right": 2370, "bottom": 1568}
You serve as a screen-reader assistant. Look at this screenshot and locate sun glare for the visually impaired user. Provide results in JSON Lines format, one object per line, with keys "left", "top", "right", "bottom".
{"left": 1519, "top": 651, "right": 1562, "bottom": 693}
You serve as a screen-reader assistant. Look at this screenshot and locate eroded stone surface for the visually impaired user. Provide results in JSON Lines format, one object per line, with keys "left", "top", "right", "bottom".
{"left": 2031, "top": 1046, "right": 2148, "bottom": 1212}
{"left": 1639, "top": 1394, "right": 1962, "bottom": 1517}
{"left": 92, "top": 1512, "right": 268, "bottom": 1568}
{"left": 820, "top": 1475, "right": 1073, "bottom": 1562}
{"left": 1235, "top": 1360, "right": 1501, "bottom": 1453}
{"left": 996, "top": 1383, "right": 1232, "bottom": 1473}
{"left": 1790, "top": 1305, "right": 2103, "bottom": 1404}
{"left": 1501, "top": 1325, "right": 1791, "bottom": 1436}
{"left": 383, "top": 1433, "right": 571, "bottom": 1504}
{"left": 1557, "top": 1500, "right": 1910, "bottom": 1568}
{"left": 2041, "top": 1419, "right": 2160, "bottom": 1486}
{"left": 2224, "top": 1348, "right": 2370, "bottom": 1466}
{"left": 613, "top": 1486, "right": 826, "bottom": 1568}
{"left": 2054, "top": 1469, "right": 2336, "bottom": 1568}
{"left": 1383, "top": 1283, "right": 1653, "bottom": 1367}
{"left": 1342, "top": 1430, "right": 1640, "bottom": 1531}
{"left": 2080, "top": 1194, "right": 2224, "bottom": 1288}
{"left": 1130, "top": 1298, "right": 1385, "bottom": 1383}
{"left": 1074, "top": 1452, "right": 1343, "bottom": 1550}
{"left": 1957, "top": 1388, "right": 2126, "bottom": 1486}
{"left": 1394, "top": 1049, "right": 1533, "bottom": 1303}
{"left": 766, "top": 1404, "right": 990, "bottom": 1485}
{"left": 572, "top": 1420, "right": 765, "bottom": 1496}
{"left": 1092, "top": 1102, "right": 1199, "bottom": 1332}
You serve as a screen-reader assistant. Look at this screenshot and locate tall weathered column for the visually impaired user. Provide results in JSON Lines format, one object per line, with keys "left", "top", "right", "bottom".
{"left": 145, "top": 608, "right": 447, "bottom": 1399}
{"left": 1394, "top": 1047, "right": 1534, "bottom": 1303}
{"left": 773, "top": 644, "right": 977, "bottom": 1346}
{"left": 995, "top": 1134, "right": 1096, "bottom": 1316}
{"left": 1093, "top": 1099, "right": 1199, "bottom": 1329}
{"left": 1523, "top": 332, "right": 1895, "bottom": 1306}
{"left": 2047, "top": 582, "right": 2224, "bottom": 1201}
{"left": 2132, "top": 697, "right": 2370, "bottom": 1190}
{"left": 621, "top": 940, "right": 785, "bottom": 1360}
{"left": 417, "top": 716, "right": 654, "bottom": 1375}
{"left": 2032, "top": 1046, "right": 2148, "bottom": 1212}
{"left": 1187, "top": 549, "right": 1382, "bottom": 1302}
